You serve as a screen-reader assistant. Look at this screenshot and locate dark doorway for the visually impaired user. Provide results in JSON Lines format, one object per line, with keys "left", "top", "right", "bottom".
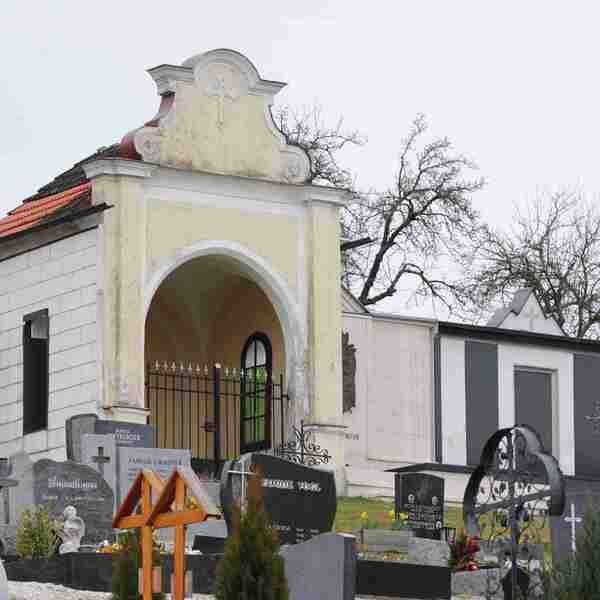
{"left": 515, "top": 368, "right": 553, "bottom": 453}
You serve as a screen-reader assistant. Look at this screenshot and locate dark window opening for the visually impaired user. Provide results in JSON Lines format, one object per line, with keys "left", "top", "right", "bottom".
{"left": 240, "top": 333, "right": 272, "bottom": 453}
{"left": 22, "top": 309, "right": 49, "bottom": 435}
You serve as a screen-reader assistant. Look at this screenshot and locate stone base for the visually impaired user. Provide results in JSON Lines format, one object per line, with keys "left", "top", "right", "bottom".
{"left": 408, "top": 537, "right": 450, "bottom": 567}
{"left": 452, "top": 568, "right": 502, "bottom": 599}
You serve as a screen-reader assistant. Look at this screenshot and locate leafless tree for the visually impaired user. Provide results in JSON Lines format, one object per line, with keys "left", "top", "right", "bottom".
{"left": 275, "top": 107, "right": 484, "bottom": 309}
{"left": 273, "top": 104, "right": 365, "bottom": 188}
{"left": 465, "top": 191, "right": 600, "bottom": 338}
{"left": 343, "top": 115, "right": 484, "bottom": 307}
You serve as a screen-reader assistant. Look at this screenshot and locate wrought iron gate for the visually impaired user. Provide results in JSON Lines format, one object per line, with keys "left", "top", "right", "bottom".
{"left": 145, "top": 362, "right": 289, "bottom": 461}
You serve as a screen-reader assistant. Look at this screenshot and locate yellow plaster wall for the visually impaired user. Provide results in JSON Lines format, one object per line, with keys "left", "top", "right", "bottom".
{"left": 208, "top": 279, "right": 285, "bottom": 375}
{"left": 161, "top": 81, "right": 286, "bottom": 181}
{"left": 307, "top": 202, "right": 343, "bottom": 425}
{"left": 145, "top": 199, "right": 299, "bottom": 293}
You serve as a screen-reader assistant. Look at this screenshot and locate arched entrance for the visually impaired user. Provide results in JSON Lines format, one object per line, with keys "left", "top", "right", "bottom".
{"left": 144, "top": 248, "right": 299, "bottom": 465}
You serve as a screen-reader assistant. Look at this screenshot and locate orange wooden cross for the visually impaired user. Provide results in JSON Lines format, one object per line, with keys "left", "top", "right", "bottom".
{"left": 145, "top": 466, "right": 221, "bottom": 600}
{"left": 113, "top": 469, "right": 165, "bottom": 600}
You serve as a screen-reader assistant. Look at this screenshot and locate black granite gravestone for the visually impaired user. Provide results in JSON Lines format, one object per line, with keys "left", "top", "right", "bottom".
{"left": 220, "top": 453, "right": 336, "bottom": 546}
{"left": 33, "top": 460, "right": 114, "bottom": 545}
{"left": 399, "top": 473, "right": 444, "bottom": 540}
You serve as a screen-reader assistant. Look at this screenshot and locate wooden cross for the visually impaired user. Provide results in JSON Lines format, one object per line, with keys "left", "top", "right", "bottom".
{"left": 564, "top": 502, "right": 582, "bottom": 554}
{"left": 91, "top": 446, "right": 110, "bottom": 479}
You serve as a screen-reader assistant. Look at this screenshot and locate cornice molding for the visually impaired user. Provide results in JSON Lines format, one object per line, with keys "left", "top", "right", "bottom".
{"left": 83, "top": 159, "right": 157, "bottom": 180}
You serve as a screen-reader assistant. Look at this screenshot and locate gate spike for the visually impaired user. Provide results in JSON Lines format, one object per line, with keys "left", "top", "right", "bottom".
{"left": 225, "top": 366, "right": 230, "bottom": 377}
{"left": 232, "top": 367, "right": 237, "bottom": 377}
{"left": 179, "top": 362, "right": 185, "bottom": 372}
{"left": 196, "top": 363, "right": 201, "bottom": 373}
{"left": 188, "top": 363, "right": 193, "bottom": 373}
{"left": 204, "top": 365, "right": 209, "bottom": 375}
{"left": 171, "top": 362, "right": 176, "bottom": 371}
{"left": 154, "top": 360, "right": 159, "bottom": 370}
{"left": 163, "top": 361, "right": 168, "bottom": 370}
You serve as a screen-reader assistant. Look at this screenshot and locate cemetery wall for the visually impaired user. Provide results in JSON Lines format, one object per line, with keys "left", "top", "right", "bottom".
{"left": 0, "top": 229, "right": 100, "bottom": 460}
{"left": 342, "top": 311, "right": 435, "bottom": 497}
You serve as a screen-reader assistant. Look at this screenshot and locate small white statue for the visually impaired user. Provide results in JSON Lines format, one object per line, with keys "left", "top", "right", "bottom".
{"left": 57, "top": 506, "right": 85, "bottom": 554}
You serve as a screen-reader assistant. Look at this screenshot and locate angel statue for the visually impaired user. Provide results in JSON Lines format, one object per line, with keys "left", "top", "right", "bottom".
{"left": 57, "top": 506, "right": 85, "bottom": 554}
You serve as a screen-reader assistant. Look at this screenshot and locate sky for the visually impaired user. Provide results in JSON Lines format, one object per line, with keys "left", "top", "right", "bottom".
{"left": 1, "top": 1, "right": 599, "bottom": 316}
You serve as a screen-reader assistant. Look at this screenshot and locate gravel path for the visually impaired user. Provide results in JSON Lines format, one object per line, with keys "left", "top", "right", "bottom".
{"left": 7, "top": 582, "right": 214, "bottom": 600}
{"left": 7, "top": 582, "right": 484, "bottom": 600}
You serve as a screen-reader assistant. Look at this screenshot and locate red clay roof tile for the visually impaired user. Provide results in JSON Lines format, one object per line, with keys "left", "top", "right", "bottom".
{"left": 0, "top": 182, "right": 91, "bottom": 239}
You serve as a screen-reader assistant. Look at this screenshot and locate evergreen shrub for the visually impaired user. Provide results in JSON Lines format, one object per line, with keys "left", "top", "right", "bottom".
{"left": 215, "top": 469, "right": 288, "bottom": 600}
{"left": 15, "top": 504, "right": 59, "bottom": 559}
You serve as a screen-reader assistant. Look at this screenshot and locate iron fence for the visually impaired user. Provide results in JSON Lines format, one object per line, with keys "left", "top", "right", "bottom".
{"left": 145, "top": 362, "right": 289, "bottom": 461}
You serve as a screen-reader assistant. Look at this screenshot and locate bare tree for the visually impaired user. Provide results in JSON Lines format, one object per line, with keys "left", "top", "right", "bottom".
{"left": 344, "top": 115, "right": 484, "bottom": 307}
{"left": 273, "top": 104, "right": 365, "bottom": 188}
{"left": 275, "top": 107, "right": 484, "bottom": 309}
{"left": 465, "top": 191, "right": 600, "bottom": 338}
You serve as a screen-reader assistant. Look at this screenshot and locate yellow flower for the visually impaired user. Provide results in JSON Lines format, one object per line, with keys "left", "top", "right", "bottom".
{"left": 400, "top": 512, "right": 409, "bottom": 521}
{"left": 388, "top": 510, "right": 395, "bottom": 519}
{"left": 360, "top": 511, "right": 369, "bottom": 520}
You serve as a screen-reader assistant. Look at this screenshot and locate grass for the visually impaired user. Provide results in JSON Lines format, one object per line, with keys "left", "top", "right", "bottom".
{"left": 335, "top": 497, "right": 553, "bottom": 562}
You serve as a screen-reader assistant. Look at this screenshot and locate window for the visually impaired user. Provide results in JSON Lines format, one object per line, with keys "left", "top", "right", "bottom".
{"left": 240, "top": 333, "right": 272, "bottom": 452}
{"left": 22, "top": 309, "right": 49, "bottom": 435}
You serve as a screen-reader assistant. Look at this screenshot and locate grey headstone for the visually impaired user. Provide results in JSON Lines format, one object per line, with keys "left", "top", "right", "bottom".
{"left": 408, "top": 537, "right": 450, "bottom": 566}
{"left": 33, "top": 459, "right": 114, "bottom": 545}
{"left": 281, "top": 533, "right": 356, "bottom": 600}
{"left": 551, "top": 493, "right": 600, "bottom": 564}
{"left": 65, "top": 414, "right": 98, "bottom": 462}
{"left": 95, "top": 420, "right": 155, "bottom": 449}
{"left": 118, "top": 447, "right": 190, "bottom": 506}
{"left": 81, "top": 434, "right": 117, "bottom": 510}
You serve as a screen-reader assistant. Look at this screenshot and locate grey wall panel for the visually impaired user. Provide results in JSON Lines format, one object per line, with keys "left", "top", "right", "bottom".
{"left": 574, "top": 354, "right": 600, "bottom": 478}
{"left": 434, "top": 335, "right": 442, "bottom": 462}
{"left": 465, "top": 341, "right": 499, "bottom": 466}
{"left": 514, "top": 369, "right": 553, "bottom": 453}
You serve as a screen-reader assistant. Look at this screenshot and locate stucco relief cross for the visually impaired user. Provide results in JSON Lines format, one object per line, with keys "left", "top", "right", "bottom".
{"left": 206, "top": 74, "right": 237, "bottom": 128}
{"left": 585, "top": 399, "right": 600, "bottom": 433}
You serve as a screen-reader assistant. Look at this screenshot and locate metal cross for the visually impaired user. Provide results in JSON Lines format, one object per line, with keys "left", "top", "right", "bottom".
{"left": 206, "top": 75, "right": 236, "bottom": 128}
{"left": 585, "top": 401, "right": 600, "bottom": 433}
{"left": 564, "top": 502, "right": 582, "bottom": 554}
{"left": 228, "top": 461, "right": 256, "bottom": 513}
{"left": 91, "top": 446, "right": 110, "bottom": 479}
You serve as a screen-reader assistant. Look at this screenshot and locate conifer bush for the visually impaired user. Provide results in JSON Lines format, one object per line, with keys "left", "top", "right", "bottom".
{"left": 15, "top": 504, "right": 59, "bottom": 559}
{"left": 215, "top": 470, "right": 289, "bottom": 600}
{"left": 542, "top": 501, "right": 600, "bottom": 599}
{"left": 111, "top": 530, "right": 164, "bottom": 600}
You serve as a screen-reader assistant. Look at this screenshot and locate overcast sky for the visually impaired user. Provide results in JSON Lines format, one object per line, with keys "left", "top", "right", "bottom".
{"left": 1, "top": 1, "right": 598, "bottom": 315}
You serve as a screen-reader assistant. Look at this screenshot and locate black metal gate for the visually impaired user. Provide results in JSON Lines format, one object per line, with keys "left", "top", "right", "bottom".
{"left": 145, "top": 362, "right": 289, "bottom": 461}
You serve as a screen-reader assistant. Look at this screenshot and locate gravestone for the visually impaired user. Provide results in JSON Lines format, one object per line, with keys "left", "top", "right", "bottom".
{"left": 95, "top": 420, "right": 155, "bottom": 449}
{"left": 81, "top": 434, "right": 117, "bottom": 510}
{"left": 281, "top": 533, "right": 356, "bottom": 600}
{"left": 33, "top": 459, "right": 114, "bottom": 545}
{"left": 221, "top": 453, "right": 337, "bottom": 546}
{"left": 118, "top": 447, "right": 191, "bottom": 505}
{"left": 66, "top": 414, "right": 155, "bottom": 462}
{"left": 551, "top": 493, "right": 600, "bottom": 564}
{"left": 65, "top": 414, "right": 98, "bottom": 462}
{"left": 398, "top": 473, "right": 444, "bottom": 540}
{"left": 0, "top": 558, "right": 6, "bottom": 600}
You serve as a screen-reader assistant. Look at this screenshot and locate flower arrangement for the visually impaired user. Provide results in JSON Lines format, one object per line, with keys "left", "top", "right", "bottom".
{"left": 448, "top": 531, "right": 480, "bottom": 571}
{"left": 360, "top": 511, "right": 380, "bottom": 530}
{"left": 389, "top": 510, "right": 410, "bottom": 531}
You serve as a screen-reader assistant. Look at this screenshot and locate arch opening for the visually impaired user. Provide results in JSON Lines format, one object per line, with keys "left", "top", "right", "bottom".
{"left": 144, "top": 251, "right": 295, "bottom": 464}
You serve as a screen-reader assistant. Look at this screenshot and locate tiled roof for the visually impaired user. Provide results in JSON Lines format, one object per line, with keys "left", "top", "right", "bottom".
{"left": 0, "top": 182, "right": 92, "bottom": 239}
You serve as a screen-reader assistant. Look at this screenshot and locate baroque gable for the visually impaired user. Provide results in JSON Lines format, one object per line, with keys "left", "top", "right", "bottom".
{"left": 132, "top": 49, "right": 310, "bottom": 184}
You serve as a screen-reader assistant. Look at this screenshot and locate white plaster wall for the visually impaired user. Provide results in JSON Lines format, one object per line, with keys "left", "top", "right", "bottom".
{"left": 497, "top": 342, "right": 574, "bottom": 475}
{"left": 440, "top": 337, "right": 467, "bottom": 465}
{"left": 342, "top": 313, "right": 435, "bottom": 496}
{"left": 0, "top": 229, "right": 100, "bottom": 460}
